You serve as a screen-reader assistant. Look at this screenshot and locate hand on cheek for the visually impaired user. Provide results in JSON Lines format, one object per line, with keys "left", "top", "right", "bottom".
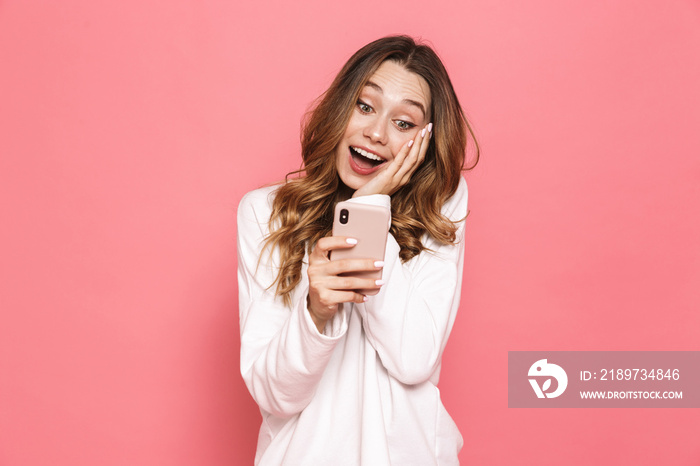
{"left": 352, "top": 123, "right": 433, "bottom": 198}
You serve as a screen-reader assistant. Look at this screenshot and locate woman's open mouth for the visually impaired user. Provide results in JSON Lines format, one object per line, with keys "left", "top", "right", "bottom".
{"left": 348, "top": 146, "right": 386, "bottom": 175}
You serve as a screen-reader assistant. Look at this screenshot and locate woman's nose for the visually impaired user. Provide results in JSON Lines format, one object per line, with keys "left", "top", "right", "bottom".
{"left": 363, "top": 117, "right": 388, "bottom": 145}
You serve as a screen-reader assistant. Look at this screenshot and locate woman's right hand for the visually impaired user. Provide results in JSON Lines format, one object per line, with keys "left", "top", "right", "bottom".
{"left": 307, "top": 236, "right": 384, "bottom": 333}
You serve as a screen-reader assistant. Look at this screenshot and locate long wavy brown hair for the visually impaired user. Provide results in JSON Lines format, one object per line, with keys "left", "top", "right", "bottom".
{"left": 263, "top": 35, "right": 479, "bottom": 306}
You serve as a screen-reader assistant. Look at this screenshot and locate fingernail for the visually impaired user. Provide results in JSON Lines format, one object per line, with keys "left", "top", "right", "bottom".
{"left": 375, "top": 279, "right": 385, "bottom": 286}
{"left": 408, "top": 140, "right": 414, "bottom": 148}
{"left": 428, "top": 122, "right": 433, "bottom": 133}
{"left": 421, "top": 128, "right": 426, "bottom": 137}
{"left": 374, "top": 261, "right": 384, "bottom": 268}
{"left": 346, "top": 238, "right": 358, "bottom": 244}
{"left": 363, "top": 296, "right": 368, "bottom": 302}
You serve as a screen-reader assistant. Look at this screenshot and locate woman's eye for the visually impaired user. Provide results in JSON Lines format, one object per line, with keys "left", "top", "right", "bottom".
{"left": 395, "top": 120, "right": 415, "bottom": 131}
{"left": 357, "top": 101, "right": 372, "bottom": 113}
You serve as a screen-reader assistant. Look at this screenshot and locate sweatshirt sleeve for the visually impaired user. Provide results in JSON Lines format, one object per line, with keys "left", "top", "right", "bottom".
{"left": 237, "top": 188, "right": 348, "bottom": 418}
{"left": 353, "top": 177, "right": 469, "bottom": 385}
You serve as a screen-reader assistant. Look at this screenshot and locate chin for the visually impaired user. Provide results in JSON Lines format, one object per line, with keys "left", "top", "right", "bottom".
{"left": 339, "top": 178, "right": 363, "bottom": 192}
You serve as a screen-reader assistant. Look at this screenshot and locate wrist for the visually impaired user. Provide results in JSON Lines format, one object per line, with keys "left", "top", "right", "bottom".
{"left": 311, "top": 315, "right": 327, "bottom": 334}
{"left": 306, "top": 295, "right": 328, "bottom": 333}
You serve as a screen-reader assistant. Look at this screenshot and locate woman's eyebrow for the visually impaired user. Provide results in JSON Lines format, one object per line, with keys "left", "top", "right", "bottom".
{"left": 364, "top": 81, "right": 426, "bottom": 118}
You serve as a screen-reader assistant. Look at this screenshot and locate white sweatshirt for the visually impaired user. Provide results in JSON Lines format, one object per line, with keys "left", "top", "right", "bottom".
{"left": 237, "top": 177, "right": 468, "bottom": 466}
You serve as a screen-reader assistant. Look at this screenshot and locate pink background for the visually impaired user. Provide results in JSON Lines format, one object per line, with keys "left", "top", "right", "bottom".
{"left": 1, "top": 1, "right": 698, "bottom": 465}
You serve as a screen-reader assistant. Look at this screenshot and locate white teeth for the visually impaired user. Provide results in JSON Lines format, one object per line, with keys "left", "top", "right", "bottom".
{"left": 351, "top": 146, "right": 384, "bottom": 161}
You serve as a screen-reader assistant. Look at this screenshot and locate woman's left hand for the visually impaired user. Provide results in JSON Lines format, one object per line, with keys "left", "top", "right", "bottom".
{"left": 352, "top": 122, "right": 432, "bottom": 198}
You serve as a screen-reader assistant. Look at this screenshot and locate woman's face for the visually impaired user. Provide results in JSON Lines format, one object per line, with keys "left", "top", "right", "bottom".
{"left": 334, "top": 60, "right": 431, "bottom": 191}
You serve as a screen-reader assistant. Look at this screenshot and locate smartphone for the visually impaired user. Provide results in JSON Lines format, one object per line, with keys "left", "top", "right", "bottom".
{"left": 330, "top": 201, "right": 390, "bottom": 296}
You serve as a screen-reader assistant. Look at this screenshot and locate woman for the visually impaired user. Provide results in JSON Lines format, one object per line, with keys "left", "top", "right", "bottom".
{"left": 237, "top": 35, "right": 479, "bottom": 465}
